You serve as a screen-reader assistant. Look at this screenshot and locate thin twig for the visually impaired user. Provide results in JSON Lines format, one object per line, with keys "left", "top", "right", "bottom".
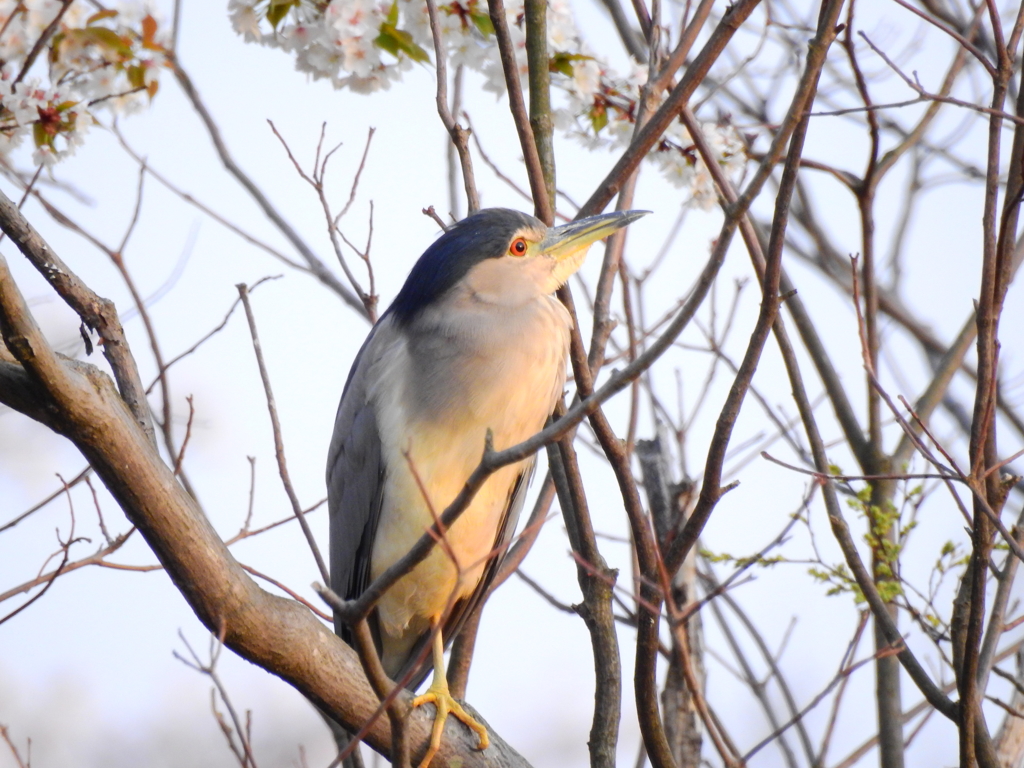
{"left": 236, "top": 283, "right": 330, "bottom": 586}
{"left": 424, "top": 0, "right": 480, "bottom": 213}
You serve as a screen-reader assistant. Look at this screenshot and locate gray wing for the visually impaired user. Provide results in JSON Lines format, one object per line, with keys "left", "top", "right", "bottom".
{"left": 326, "top": 321, "right": 390, "bottom": 641}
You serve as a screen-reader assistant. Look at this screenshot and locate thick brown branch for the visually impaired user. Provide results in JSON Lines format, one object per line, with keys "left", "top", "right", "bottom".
{"left": 0, "top": 188, "right": 155, "bottom": 444}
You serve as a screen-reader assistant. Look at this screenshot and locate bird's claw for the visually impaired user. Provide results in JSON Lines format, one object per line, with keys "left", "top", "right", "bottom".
{"left": 412, "top": 683, "right": 490, "bottom": 768}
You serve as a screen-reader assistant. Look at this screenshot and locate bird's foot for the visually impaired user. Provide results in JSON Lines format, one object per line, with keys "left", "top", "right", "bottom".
{"left": 411, "top": 678, "right": 489, "bottom": 768}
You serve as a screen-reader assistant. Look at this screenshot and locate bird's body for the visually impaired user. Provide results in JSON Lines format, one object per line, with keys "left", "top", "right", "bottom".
{"left": 345, "top": 287, "right": 571, "bottom": 674}
{"left": 327, "top": 207, "right": 646, "bottom": 766}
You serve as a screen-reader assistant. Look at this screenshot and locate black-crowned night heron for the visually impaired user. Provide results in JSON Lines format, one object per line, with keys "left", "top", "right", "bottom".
{"left": 327, "top": 207, "right": 647, "bottom": 766}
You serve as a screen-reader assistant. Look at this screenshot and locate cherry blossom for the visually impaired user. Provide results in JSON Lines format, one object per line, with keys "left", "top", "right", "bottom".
{"left": 0, "top": 1, "right": 170, "bottom": 164}
{"left": 228, "top": 0, "right": 748, "bottom": 201}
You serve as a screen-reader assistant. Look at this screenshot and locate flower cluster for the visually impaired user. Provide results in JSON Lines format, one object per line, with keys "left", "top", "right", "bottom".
{"left": 229, "top": 0, "right": 748, "bottom": 200}
{"left": 230, "top": 0, "right": 409, "bottom": 92}
{"left": 560, "top": 72, "right": 748, "bottom": 208}
{"left": 0, "top": 1, "right": 169, "bottom": 165}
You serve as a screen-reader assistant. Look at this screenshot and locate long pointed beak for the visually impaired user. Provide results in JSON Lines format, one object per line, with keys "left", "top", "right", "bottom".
{"left": 540, "top": 210, "right": 650, "bottom": 260}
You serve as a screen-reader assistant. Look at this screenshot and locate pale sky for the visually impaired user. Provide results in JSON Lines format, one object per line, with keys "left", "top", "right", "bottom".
{"left": 2, "top": 1, "right": 1021, "bottom": 767}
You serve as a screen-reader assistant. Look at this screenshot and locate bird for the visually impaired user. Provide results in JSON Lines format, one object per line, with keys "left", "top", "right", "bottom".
{"left": 327, "top": 206, "right": 647, "bottom": 767}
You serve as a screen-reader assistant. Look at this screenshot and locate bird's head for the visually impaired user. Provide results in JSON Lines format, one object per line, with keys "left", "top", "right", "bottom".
{"left": 391, "top": 207, "right": 648, "bottom": 322}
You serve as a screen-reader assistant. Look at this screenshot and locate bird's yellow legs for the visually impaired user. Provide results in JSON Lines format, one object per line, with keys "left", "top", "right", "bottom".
{"left": 411, "top": 625, "right": 490, "bottom": 768}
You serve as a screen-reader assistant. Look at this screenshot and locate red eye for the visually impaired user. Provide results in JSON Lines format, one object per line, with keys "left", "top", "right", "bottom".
{"left": 509, "top": 237, "right": 528, "bottom": 256}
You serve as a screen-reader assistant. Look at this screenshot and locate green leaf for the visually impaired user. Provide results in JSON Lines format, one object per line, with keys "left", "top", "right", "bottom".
{"left": 127, "top": 64, "right": 146, "bottom": 90}
{"left": 87, "top": 9, "right": 119, "bottom": 25}
{"left": 374, "top": 23, "right": 430, "bottom": 63}
{"left": 374, "top": 29, "right": 400, "bottom": 57}
{"left": 702, "top": 551, "right": 735, "bottom": 563}
{"left": 48, "top": 32, "right": 65, "bottom": 63}
{"left": 589, "top": 103, "right": 608, "bottom": 134}
{"left": 877, "top": 581, "right": 903, "bottom": 602}
{"left": 899, "top": 520, "right": 918, "bottom": 537}
{"left": 33, "top": 121, "right": 49, "bottom": 148}
{"left": 374, "top": 4, "right": 430, "bottom": 62}
{"left": 551, "top": 58, "right": 573, "bottom": 78}
{"left": 470, "top": 11, "right": 494, "bottom": 36}
{"left": 549, "top": 51, "right": 591, "bottom": 77}
{"left": 60, "top": 27, "right": 134, "bottom": 60}
{"left": 267, "top": 0, "right": 299, "bottom": 29}
{"left": 87, "top": 27, "right": 134, "bottom": 58}
{"left": 807, "top": 567, "right": 830, "bottom": 582}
